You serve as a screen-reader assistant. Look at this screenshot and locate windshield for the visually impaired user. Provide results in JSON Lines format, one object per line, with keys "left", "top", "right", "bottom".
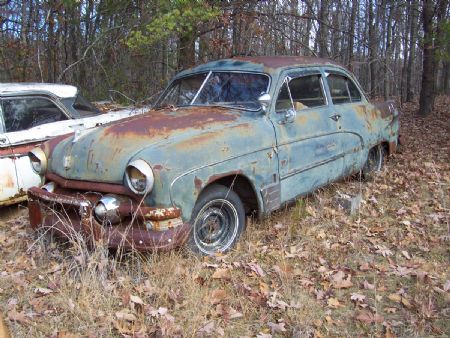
{"left": 155, "top": 72, "right": 270, "bottom": 111}
{"left": 61, "top": 94, "right": 101, "bottom": 118}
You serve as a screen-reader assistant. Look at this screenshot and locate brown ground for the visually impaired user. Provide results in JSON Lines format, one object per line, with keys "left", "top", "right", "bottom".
{"left": 0, "top": 97, "right": 449, "bottom": 338}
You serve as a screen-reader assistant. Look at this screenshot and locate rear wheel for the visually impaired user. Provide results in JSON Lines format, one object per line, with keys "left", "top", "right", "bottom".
{"left": 188, "top": 184, "right": 245, "bottom": 256}
{"left": 362, "top": 145, "right": 385, "bottom": 179}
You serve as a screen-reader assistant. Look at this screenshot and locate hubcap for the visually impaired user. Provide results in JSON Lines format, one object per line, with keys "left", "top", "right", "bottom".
{"left": 193, "top": 199, "right": 239, "bottom": 255}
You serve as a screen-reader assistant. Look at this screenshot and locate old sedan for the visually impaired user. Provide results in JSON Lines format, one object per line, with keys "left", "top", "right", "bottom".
{"left": 27, "top": 57, "right": 399, "bottom": 255}
{"left": 0, "top": 83, "right": 143, "bottom": 206}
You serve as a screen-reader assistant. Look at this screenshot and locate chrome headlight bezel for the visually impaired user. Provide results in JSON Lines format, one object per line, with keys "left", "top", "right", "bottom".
{"left": 94, "top": 194, "right": 122, "bottom": 224}
{"left": 29, "top": 148, "right": 47, "bottom": 175}
{"left": 124, "top": 159, "right": 154, "bottom": 195}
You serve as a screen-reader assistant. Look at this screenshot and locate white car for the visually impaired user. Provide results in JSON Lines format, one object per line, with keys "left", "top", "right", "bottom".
{"left": 0, "top": 83, "right": 144, "bottom": 206}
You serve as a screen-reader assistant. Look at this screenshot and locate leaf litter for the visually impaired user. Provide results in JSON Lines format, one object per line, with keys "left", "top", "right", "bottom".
{"left": 0, "top": 97, "right": 449, "bottom": 336}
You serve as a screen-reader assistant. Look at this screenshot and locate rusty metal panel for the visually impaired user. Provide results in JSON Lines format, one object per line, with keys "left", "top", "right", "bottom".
{"left": 0, "top": 156, "right": 21, "bottom": 206}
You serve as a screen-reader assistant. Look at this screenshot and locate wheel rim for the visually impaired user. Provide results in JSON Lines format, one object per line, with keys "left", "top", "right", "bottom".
{"left": 193, "top": 199, "right": 239, "bottom": 255}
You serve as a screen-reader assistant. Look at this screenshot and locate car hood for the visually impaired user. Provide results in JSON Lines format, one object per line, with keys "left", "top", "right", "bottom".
{"left": 48, "top": 106, "right": 249, "bottom": 183}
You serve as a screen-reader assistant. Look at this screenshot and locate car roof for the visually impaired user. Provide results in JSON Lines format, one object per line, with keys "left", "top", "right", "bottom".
{"left": 177, "top": 56, "right": 345, "bottom": 77}
{"left": 0, "top": 83, "right": 78, "bottom": 98}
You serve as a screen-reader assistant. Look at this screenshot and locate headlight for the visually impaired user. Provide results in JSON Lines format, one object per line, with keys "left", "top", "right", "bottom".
{"left": 125, "top": 159, "right": 154, "bottom": 194}
{"left": 29, "top": 148, "right": 47, "bottom": 175}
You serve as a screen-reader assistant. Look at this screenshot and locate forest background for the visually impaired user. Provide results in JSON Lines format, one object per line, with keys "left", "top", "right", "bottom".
{"left": 0, "top": 0, "right": 449, "bottom": 116}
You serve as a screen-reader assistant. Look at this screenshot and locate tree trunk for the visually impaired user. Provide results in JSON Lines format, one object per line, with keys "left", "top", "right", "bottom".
{"left": 348, "top": 0, "right": 358, "bottom": 70}
{"left": 368, "top": 0, "right": 377, "bottom": 97}
{"left": 401, "top": 0, "right": 411, "bottom": 103}
{"left": 418, "top": 0, "right": 436, "bottom": 116}
{"left": 317, "top": 0, "right": 329, "bottom": 57}
{"left": 406, "top": 0, "right": 418, "bottom": 102}
{"left": 178, "top": 33, "right": 195, "bottom": 70}
{"left": 384, "top": 1, "right": 394, "bottom": 100}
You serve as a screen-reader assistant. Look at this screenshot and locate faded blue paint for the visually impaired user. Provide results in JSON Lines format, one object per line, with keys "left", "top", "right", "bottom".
{"left": 42, "top": 57, "right": 399, "bottom": 223}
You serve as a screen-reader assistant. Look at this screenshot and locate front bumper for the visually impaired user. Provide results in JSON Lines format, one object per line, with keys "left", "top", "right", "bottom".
{"left": 27, "top": 186, "right": 190, "bottom": 251}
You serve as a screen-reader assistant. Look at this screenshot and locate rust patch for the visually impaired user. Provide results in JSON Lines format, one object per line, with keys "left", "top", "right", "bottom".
{"left": 174, "top": 123, "right": 252, "bottom": 151}
{"left": 296, "top": 115, "right": 309, "bottom": 125}
{"left": 153, "top": 164, "right": 164, "bottom": 171}
{"left": 206, "top": 170, "right": 243, "bottom": 185}
{"left": 373, "top": 100, "right": 396, "bottom": 119}
{"left": 45, "top": 172, "right": 138, "bottom": 200}
{"left": 0, "top": 141, "right": 41, "bottom": 157}
{"left": 388, "top": 140, "right": 397, "bottom": 154}
{"left": 102, "top": 106, "right": 237, "bottom": 138}
{"left": 355, "top": 105, "right": 366, "bottom": 117}
{"left": 2, "top": 171, "right": 15, "bottom": 188}
{"left": 194, "top": 176, "right": 203, "bottom": 192}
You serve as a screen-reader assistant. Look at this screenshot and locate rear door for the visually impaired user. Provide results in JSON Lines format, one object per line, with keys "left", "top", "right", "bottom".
{"left": 324, "top": 71, "right": 368, "bottom": 175}
{"left": 271, "top": 69, "right": 344, "bottom": 202}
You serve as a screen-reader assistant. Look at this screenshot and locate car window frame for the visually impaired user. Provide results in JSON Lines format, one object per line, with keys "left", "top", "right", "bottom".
{"left": 154, "top": 70, "right": 272, "bottom": 112}
{"left": 0, "top": 99, "right": 6, "bottom": 133}
{"left": 275, "top": 69, "right": 329, "bottom": 114}
{"left": 0, "top": 94, "right": 71, "bottom": 133}
{"left": 324, "top": 69, "right": 367, "bottom": 105}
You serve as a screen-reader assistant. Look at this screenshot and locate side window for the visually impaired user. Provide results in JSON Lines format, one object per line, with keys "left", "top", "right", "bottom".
{"left": 327, "top": 74, "right": 350, "bottom": 104}
{"left": 275, "top": 82, "right": 291, "bottom": 111}
{"left": 327, "top": 74, "right": 362, "bottom": 104}
{"left": 275, "top": 74, "right": 326, "bottom": 112}
{"left": 2, "top": 97, "right": 68, "bottom": 132}
{"left": 289, "top": 74, "right": 326, "bottom": 110}
{"left": 347, "top": 79, "right": 362, "bottom": 102}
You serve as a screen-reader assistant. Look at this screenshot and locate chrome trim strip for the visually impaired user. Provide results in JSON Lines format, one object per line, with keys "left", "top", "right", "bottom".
{"left": 280, "top": 152, "right": 346, "bottom": 180}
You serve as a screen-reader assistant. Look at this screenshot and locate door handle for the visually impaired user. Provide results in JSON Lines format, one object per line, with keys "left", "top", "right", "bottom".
{"left": 278, "top": 108, "right": 296, "bottom": 125}
{"left": 329, "top": 114, "right": 341, "bottom": 122}
{"left": 0, "top": 137, "right": 6, "bottom": 143}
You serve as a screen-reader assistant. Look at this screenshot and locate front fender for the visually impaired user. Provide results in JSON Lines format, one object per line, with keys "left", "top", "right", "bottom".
{"left": 169, "top": 150, "right": 278, "bottom": 221}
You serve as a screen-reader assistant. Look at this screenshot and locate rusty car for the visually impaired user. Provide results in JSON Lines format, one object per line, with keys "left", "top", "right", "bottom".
{"left": 0, "top": 83, "right": 143, "bottom": 206}
{"left": 26, "top": 57, "right": 399, "bottom": 255}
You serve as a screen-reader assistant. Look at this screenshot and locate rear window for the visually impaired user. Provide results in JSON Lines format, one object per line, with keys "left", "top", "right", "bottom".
{"left": 61, "top": 94, "right": 101, "bottom": 118}
{"left": 327, "top": 74, "right": 362, "bottom": 104}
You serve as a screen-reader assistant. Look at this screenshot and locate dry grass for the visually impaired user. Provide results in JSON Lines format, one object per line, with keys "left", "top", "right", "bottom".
{"left": 0, "top": 97, "right": 449, "bottom": 337}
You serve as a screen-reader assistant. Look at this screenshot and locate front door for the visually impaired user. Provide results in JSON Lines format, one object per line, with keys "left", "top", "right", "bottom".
{"left": 0, "top": 103, "right": 21, "bottom": 205}
{"left": 270, "top": 70, "right": 344, "bottom": 202}
{"left": 0, "top": 96, "right": 68, "bottom": 204}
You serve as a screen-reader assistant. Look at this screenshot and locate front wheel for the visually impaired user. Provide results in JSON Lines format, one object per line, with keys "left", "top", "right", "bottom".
{"left": 188, "top": 184, "right": 245, "bottom": 256}
{"left": 362, "top": 144, "right": 385, "bottom": 179}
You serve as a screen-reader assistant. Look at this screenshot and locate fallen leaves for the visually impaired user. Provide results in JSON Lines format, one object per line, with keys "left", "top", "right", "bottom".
{"left": 350, "top": 293, "right": 366, "bottom": 303}
{"left": 331, "top": 271, "right": 353, "bottom": 289}
{"left": 211, "top": 268, "right": 231, "bottom": 280}
{"left": 355, "top": 311, "right": 384, "bottom": 324}
{"left": 210, "top": 289, "right": 227, "bottom": 304}
{"left": 1, "top": 98, "right": 449, "bottom": 337}
{"left": 7, "top": 309, "right": 29, "bottom": 324}
{"left": 327, "top": 298, "right": 343, "bottom": 308}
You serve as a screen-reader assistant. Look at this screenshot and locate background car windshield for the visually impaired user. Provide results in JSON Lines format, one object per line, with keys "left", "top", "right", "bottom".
{"left": 194, "top": 72, "right": 269, "bottom": 110}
